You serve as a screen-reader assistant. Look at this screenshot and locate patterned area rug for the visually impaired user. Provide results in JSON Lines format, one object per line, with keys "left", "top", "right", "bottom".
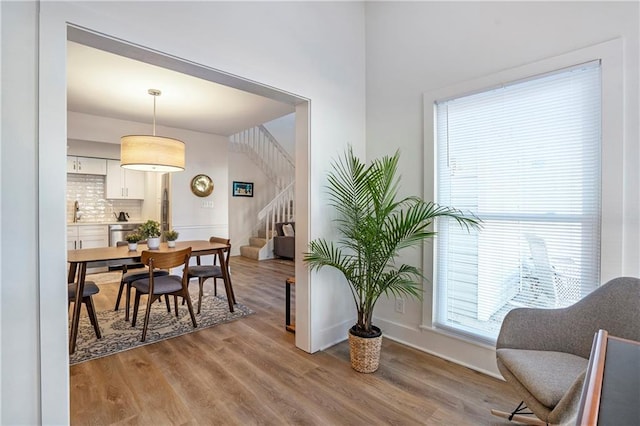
{"left": 70, "top": 290, "right": 253, "bottom": 365}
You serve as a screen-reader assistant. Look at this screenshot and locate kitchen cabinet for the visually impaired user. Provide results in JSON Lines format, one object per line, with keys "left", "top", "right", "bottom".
{"left": 106, "top": 159, "right": 145, "bottom": 199}
{"left": 67, "top": 156, "right": 107, "bottom": 175}
{"left": 67, "top": 225, "right": 108, "bottom": 250}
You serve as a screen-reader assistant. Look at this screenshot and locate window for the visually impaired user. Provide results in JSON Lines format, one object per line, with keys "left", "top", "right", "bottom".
{"left": 433, "top": 61, "right": 602, "bottom": 343}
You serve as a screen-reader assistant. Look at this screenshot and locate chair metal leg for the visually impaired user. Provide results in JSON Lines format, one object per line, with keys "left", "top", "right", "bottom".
{"left": 490, "top": 402, "right": 547, "bottom": 426}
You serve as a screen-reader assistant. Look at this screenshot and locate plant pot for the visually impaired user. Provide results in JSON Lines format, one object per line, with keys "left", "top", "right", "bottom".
{"left": 167, "top": 240, "right": 176, "bottom": 248}
{"left": 127, "top": 243, "right": 138, "bottom": 251}
{"left": 348, "top": 325, "right": 382, "bottom": 373}
{"left": 147, "top": 237, "right": 161, "bottom": 250}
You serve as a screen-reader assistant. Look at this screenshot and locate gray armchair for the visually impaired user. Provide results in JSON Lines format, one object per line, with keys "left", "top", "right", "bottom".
{"left": 273, "top": 222, "right": 295, "bottom": 259}
{"left": 492, "top": 276, "right": 640, "bottom": 425}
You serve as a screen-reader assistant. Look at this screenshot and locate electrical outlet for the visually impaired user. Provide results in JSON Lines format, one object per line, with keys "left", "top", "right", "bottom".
{"left": 395, "top": 297, "right": 405, "bottom": 314}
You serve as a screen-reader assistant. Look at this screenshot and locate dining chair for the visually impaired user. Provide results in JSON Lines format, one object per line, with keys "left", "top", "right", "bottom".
{"left": 110, "top": 240, "right": 170, "bottom": 321}
{"left": 68, "top": 280, "right": 102, "bottom": 340}
{"left": 131, "top": 247, "right": 197, "bottom": 342}
{"left": 186, "top": 236, "right": 235, "bottom": 314}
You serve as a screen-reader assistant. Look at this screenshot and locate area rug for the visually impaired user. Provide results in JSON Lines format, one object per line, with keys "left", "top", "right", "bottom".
{"left": 70, "top": 290, "right": 253, "bottom": 365}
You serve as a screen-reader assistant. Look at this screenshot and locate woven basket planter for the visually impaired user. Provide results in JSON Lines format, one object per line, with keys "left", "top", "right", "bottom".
{"left": 348, "top": 326, "right": 382, "bottom": 373}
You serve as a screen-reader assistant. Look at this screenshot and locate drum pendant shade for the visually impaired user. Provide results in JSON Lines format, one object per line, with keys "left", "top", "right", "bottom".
{"left": 121, "top": 89, "right": 185, "bottom": 172}
{"left": 121, "top": 135, "right": 185, "bottom": 172}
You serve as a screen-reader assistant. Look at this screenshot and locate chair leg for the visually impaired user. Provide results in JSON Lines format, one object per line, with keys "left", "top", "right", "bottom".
{"left": 182, "top": 291, "right": 198, "bottom": 328}
{"left": 140, "top": 294, "right": 156, "bottom": 342}
{"left": 228, "top": 276, "right": 236, "bottom": 304}
{"left": 114, "top": 279, "right": 125, "bottom": 311}
{"left": 490, "top": 401, "right": 547, "bottom": 426}
{"left": 84, "top": 296, "right": 102, "bottom": 339}
{"left": 131, "top": 290, "right": 141, "bottom": 327}
{"left": 165, "top": 294, "right": 171, "bottom": 313}
{"left": 174, "top": 295, "right": 179, "bottom": 318}
{"left": 197, "top": 277, "right": 204, "bottom": 314}
{"left": 125, "top": 282, "right": 132, "bottom": 322}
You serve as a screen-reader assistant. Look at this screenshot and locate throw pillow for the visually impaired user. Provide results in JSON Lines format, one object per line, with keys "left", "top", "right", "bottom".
{"left": 282, "top": 223, "right": 295, "bottom": 237}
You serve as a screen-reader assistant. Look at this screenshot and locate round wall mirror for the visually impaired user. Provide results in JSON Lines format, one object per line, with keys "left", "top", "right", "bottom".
{"left": 190, "top": 174, "right": 214, "bottom": 197}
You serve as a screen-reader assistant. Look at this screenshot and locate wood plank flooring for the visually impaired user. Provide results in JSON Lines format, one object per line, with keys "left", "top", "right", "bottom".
{"left": 71, "top": 256, "right": 518, "bottom": 425}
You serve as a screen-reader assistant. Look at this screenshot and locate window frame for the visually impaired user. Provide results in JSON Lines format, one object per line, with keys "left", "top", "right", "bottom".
{"left": 421, "top": 39, "right": 624, "bottom": 341}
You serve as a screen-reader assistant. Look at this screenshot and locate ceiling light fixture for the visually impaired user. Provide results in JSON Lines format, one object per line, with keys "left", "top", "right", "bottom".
{"left": 120, "top": 89, "right": 185, "bottom": 172}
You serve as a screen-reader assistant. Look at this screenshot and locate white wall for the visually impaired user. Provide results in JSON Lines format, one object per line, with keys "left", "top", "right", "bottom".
{"left": 228, "top": 151, "right": 275, "bottom": 256}
{"left": 365, "top": 1, "right": 639, "bottom": 376}
{"left": 2, "top": 2, "right": 365, "bottom": 424}
{"left": 1, "top": 2, "right": 41, "bottom": 424}
{"left": 263, "top": 112, "right": 296, "bottom": 158}
{"left": 169, "top": 129, "right": 229, "bottom": 241}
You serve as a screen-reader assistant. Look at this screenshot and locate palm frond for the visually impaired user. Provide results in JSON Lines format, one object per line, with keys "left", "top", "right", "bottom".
{"left": 304, "top": 146, "right": 481, "bottom": 333}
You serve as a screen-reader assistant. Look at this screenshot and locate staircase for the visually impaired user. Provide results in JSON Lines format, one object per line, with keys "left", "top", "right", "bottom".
{"left": 230, "top": 125, "right": 295, "bottom": 260}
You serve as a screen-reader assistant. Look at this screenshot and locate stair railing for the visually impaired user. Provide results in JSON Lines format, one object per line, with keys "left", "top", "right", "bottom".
{"left": 230, "top": 125, "right": 294, "bottom": 192}
{"left": 256, "top": 181, "right": 295, "bottom": 242}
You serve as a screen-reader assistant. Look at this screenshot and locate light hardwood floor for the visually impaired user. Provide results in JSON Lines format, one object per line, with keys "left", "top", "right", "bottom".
{"left": 71, "top": 256, "right": 518, "bottom": 425}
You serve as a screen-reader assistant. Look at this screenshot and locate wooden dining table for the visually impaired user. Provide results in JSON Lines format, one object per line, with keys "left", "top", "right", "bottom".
{"left": 67, "top": 240, "right": 234, "bottom": 354}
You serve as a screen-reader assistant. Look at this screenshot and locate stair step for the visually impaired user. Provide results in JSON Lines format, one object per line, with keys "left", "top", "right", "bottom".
{"left": 240, "top": 245, "right": 261, "bottom": 260}
{"left": 249, "top": 237, "right": 267, "bottom": 248}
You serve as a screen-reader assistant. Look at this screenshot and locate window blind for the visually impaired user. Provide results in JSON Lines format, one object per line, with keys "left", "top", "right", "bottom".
{"left": 434, "top": 61, "right": 602, "bottom": 343}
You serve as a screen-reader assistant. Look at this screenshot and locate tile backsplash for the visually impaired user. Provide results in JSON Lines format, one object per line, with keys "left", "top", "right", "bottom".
{"left": 67, "top": 174, "right": 142, "bottom": 223}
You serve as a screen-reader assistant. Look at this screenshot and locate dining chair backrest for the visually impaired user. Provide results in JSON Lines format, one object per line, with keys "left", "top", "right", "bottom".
{"left": 141, "top": 247, "right": 192, "bottom": 271}
{"left": 209, "top": 236, "right": 231, "bottom": 262}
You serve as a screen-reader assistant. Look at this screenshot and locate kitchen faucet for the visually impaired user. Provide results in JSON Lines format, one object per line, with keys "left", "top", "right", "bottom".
{"left": 73, "top": 200, "right": 80, "bottom": 223}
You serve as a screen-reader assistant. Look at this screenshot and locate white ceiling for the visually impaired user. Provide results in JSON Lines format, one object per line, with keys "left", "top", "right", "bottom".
{"left": 67, "top": 41, "right": 295, "bottom": 137}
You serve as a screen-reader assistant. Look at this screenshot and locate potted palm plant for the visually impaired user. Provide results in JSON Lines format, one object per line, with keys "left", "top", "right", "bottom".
{"left": 165, "top": 230, "right": 179, "bottom": 248}
{"left": 304, "top": 148, "right": 479, "bottom": 373}
{"left": 138, "top": 219, "right": 161, "bottom": 249}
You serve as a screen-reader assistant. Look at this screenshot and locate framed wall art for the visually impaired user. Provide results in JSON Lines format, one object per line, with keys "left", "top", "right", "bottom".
{"left": 232, "top": 181, "right": 254, "bottom": 197}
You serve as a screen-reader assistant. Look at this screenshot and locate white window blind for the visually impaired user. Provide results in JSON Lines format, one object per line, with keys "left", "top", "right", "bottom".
{"left": 434, "top": 61, "right": 602, "bottom": 343}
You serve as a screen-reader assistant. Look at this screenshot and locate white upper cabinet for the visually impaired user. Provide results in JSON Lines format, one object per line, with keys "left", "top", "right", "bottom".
{"left": 67, "top": 156, "right": 107, "bottom": 175}
{"left": 106, "top": 159, "right": 145, "bottom": 199}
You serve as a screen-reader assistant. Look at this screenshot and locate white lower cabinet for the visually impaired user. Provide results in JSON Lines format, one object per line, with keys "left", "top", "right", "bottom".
{"left": 67, "top": 225, "right": 108, "bottom": 250}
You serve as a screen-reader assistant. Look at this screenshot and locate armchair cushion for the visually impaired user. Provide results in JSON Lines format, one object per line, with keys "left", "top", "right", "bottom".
{"left": 497, "top": 349, "right": 588, "bottom": 408}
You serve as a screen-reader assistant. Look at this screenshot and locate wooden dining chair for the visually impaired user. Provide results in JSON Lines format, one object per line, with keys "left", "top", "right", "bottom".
{"left": 186, "top": 236, "right": 235, "bottom": 314}
{"left": 68, "top": 280, "right": 102, "bottom": 340}
{"left": 110, "top": 240, "right": 170, "bottom": 321}
{"left": 131, "top": 247, "right": 197, "bottom": 342}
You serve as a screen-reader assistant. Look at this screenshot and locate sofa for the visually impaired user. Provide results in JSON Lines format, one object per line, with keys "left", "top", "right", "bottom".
{"left": 273, "top": 222, "right": 295, "bottom": 259}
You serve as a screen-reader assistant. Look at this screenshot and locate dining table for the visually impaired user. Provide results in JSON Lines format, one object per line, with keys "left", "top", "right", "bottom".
{"left": 67, "top": 240, "right": 234, "bottom": 354}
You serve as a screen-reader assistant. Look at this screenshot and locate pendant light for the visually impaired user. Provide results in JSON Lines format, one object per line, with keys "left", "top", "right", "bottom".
{"left": 121, "top": 89, "right": 185, "bottom": 172}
